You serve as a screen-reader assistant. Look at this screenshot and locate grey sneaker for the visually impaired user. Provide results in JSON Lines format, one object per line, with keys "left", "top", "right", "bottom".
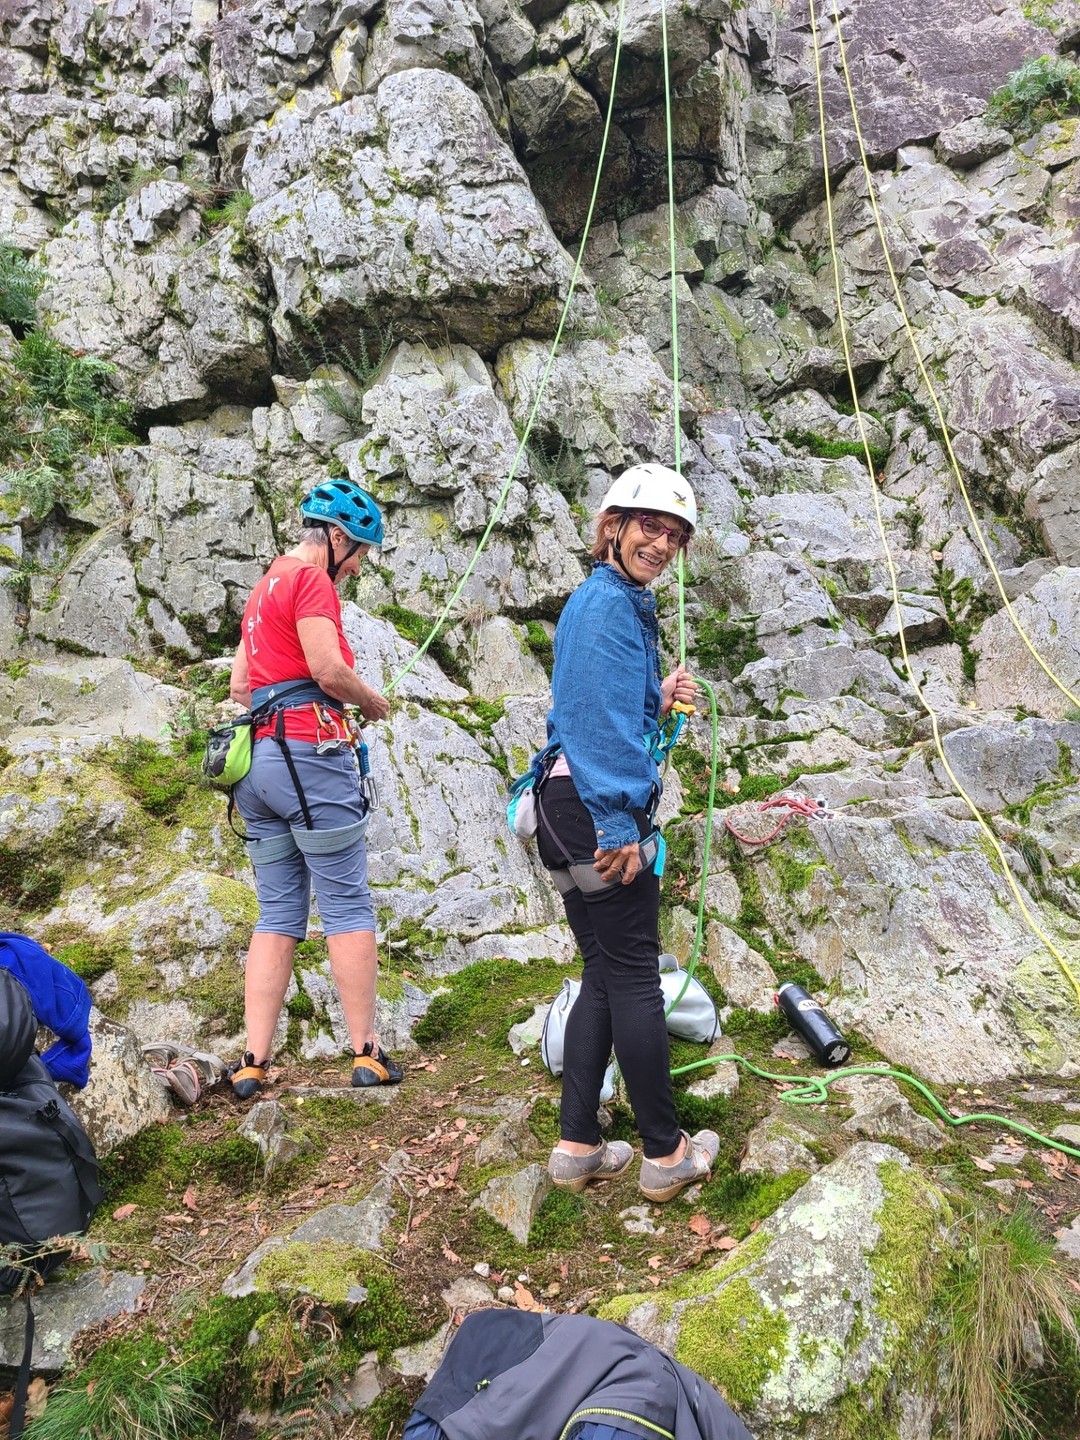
{"left": 638, "top": 1129, "right": 720, "bottom": 1202}
{"left": 548, "top": 1140, "right": 635, "bottom": 1193}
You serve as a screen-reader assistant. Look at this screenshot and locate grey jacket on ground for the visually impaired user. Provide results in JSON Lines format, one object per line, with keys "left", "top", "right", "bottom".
{"left": 412, "top": 1309, "right": 755, "bottom": 1440}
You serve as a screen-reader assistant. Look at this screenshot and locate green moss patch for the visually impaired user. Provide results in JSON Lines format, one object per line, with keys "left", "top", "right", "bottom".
{"left": 674, "top": 1276, "right": 790, "bottom": 1408}
{"left": 413, "top": 956, "right": 570, "bottom": 1051}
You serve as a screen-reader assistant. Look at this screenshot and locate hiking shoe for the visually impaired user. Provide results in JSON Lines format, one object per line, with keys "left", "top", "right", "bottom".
{"left": 638, "top": 1129, "right": 720, "bottom": 1203}
{"left": 227, "top": 1052, "right": 268, "bottom": 1101}
{"left": 548, "top": 1140, "right": 635, "bottom": 1193}
{"left": 351, "top": 1043, "right": 404, "bottom": 1087}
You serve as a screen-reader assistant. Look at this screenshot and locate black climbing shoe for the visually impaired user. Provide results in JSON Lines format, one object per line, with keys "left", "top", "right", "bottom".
{"left": 227, "top": 1052, "right": 268, "bottom": 1101}
{"left": 351, "top": 1043, "right": 404, "bottom": 1087}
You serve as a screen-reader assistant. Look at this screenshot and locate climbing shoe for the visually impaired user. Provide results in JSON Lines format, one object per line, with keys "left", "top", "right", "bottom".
{"left": 351, "top": 1043, "right": 404, "bottom": 1087}
{"left": 227, "top": 1052, "right": 268, "bottom": 1101}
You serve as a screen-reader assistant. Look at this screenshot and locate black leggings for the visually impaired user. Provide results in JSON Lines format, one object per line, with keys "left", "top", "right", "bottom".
{"left": 538, "top": 777, "right": 680, "bottom": 1159}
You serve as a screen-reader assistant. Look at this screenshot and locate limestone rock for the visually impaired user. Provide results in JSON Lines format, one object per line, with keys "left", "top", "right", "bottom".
{"left": 475, "top": 1100, "right": 536, "bottom": 1165}
{"left": 239, "top": 1099, "right": 313, "bottom": 1173}
{"left": 935, "top": 116, "right": 1012, "bottom": 170}
{"left": 39, "top": 207, "right": 272, "bottom": 420}
{"left": 363, "top": 0, "right": 495, "bottom": 110}
{"left": 355, "top": 341, "right": 530, "bottom": 534}
{"left": 66, "top": 1008, "right": 172, "bottom": 1156}
{"left": 780, "top": 804, "right": 1080, "bottom": 1082}
{"left": 973, "top": 568, "right": 1080, "bottom": 719}
{"left": 0, "top": 659, "right": 183, "bottom": 742}
{"left": 0, "top": 1268, "right": 146, "bottom": 1375}
{"left": 603, "top": 1144, "right": 955, "bottom": 1438}
{"left": 739, "top": 1113, "right": 819, "bottom": 1176}
{"left": 834, "top": 1072, "right": 946, "bottom": 1151}
{"left": 243, "top": 69, "right": 574, "bottom": 353}
{"left": 930, "top": 719, "right": 1080, "bottom": 814}
{"left": 210, "top": 0, "right": 367, "bottom": 134}
{"left": 471, "top": 1161, "right": 551, "bottom": 1243}
{"left": 706, "top": 922, "right": 776, "bottom": 1012}
{"left": 496, "top": 333, "right": 678, "bottom": 469}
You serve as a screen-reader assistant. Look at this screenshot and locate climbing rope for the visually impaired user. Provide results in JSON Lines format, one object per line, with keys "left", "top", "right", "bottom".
{"left": 807, "top": 0, "right": 1080, "bottom": 1010}
{"left": 724, "top": 793, "right": 830, "bottom": 847}
{"left": 669, "top": 1053, "right": 1080, "bottom": 1161}
{"left": 384, "top": 0, "right": 630, "bottom": 694}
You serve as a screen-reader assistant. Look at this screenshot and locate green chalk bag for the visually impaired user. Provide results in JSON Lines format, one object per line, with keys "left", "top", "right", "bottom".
{"left": 202, "top": 713, "right": 255, "bottom": 789}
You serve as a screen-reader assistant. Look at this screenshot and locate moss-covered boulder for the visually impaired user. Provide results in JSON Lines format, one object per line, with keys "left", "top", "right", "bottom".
{"left": 599, "top": 1143, "right": 955, "bottom": 1440}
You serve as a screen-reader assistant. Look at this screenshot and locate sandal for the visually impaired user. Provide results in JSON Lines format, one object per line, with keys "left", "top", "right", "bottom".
{"left": 227, "top": 1052, "right": 268, "bottom": 1101}
{"left": 351, "top": 1043, "right": 404, "bottom": 1088}
{"left": 638, "top": 1129, "right": 720, "bottom": 1203}
{"left": 548, "top": 1140, "right": 634, "bottom": 1193}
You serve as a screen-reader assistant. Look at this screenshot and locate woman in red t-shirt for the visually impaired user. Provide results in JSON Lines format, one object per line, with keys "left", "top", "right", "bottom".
{"left": 227, "top": 480, "right": 400, "bottom": 1097}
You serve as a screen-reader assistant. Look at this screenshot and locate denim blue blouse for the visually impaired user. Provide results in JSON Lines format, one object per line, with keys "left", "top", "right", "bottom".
{"left": 544, "top": 562, "right": 664, "bottom": 849}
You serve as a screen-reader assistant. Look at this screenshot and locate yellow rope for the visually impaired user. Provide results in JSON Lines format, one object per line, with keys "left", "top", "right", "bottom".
{"left": 807, "top": 0, "right": 1080, "bottom": 1009}
{"left": 825, "top": 0, "right": 1080, "bottom": 713}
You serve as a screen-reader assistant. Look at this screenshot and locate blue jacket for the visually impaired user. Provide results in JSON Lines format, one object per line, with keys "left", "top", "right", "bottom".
{"left": 0, "top": 932, "right": 93, "bottom": 1088}
{"left": 545, "top": 563, "right": 664, "bottom": 849}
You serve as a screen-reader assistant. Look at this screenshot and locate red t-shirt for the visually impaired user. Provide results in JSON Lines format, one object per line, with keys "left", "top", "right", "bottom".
{"left": 243, "top": 557, "right": 355, "bottom": 742}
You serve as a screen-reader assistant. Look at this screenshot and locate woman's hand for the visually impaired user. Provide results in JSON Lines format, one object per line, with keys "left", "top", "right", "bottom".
{"left": 355, "top": 684, "right": 390, "bottom": 722}
{"left": 660, "top": 663, "right": 697, "bottom": 716}
{"left": 594, "top": 841, "right": 641, "bottom": 886}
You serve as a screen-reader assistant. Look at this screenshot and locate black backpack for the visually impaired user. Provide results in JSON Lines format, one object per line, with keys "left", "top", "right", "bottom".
{"left": 0, "top": 967, "right": 102, "bottom": 1438}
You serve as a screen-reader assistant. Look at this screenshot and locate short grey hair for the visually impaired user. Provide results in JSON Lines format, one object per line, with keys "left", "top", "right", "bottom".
{"left": 299, "top": 524, "right": 329, "bottom": 547}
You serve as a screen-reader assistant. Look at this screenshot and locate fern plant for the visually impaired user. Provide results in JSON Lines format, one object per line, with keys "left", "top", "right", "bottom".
{"left": 986, "top": 54, "right": 1080, "bottom": 136}
{"left": 0, "top": 243, "right": 41, "bottom": 330}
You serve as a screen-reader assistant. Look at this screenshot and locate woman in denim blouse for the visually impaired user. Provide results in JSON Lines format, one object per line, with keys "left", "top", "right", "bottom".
{"left": 538, "top": 464, "right": 721, "bottom": 1203}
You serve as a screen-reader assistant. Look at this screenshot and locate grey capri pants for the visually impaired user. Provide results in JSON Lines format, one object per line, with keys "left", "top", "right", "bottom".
{"left": 233, "top": 739, "right": 375, "bottom": 938}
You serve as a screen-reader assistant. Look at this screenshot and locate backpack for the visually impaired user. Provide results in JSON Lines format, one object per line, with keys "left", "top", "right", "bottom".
{"left": 0, "top": 967, "right": 103, "bottom": 1440}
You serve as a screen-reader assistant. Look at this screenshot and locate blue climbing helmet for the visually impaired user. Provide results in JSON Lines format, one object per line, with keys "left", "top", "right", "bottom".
{"left": 300, "top": 479, "right": 384, "bottom": 546}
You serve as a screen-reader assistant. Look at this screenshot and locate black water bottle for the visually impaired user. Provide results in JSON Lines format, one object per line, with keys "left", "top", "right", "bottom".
{"left": 774, "top": 982, "right": 851, "bottom": 1067}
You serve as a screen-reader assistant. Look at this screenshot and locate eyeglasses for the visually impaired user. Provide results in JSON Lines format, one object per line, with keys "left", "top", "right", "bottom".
{"left": 632, "top": 513, "right": 691, "bottom": 550}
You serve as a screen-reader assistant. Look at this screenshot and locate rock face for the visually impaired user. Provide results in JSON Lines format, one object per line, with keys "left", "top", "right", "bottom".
{"left": 600, "top": 1144, "right": 956, "bottom": 1439}
{"left": 4, "top": 0, "right": 1080, "bottom": 1432}
{"left": 242, "top": 68, "right": 575, "bottom": 355}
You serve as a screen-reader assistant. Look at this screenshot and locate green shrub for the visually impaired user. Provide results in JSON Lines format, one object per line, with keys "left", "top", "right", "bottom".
{"left": 109, "top": 735, "right": 200, "bottom": 819}
{"left": 0, "top": 243, "right": 41, "bottom": 330}
{"left": 203, "top": 190, "right": 254, "bottom": 229}
{"left": 986, "top": 54, "right": 1080, "bottom": 137}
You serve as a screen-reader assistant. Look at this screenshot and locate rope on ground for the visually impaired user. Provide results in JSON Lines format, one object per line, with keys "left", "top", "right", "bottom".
{"left": 806, "top": 0, "right": 1080, "bottom": 1013}
{"left": 669, "top": 1053, "right": 1080, "bottom": 1161}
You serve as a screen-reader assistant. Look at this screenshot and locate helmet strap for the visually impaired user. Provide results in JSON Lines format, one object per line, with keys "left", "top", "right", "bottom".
{"left": 608, "top": 513, "right": 637, "bottom": 585}
{"left": 324, "top": 526, "right": 362, "bottom": 583}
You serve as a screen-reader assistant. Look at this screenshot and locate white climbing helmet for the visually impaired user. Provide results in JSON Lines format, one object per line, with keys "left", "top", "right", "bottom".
{"left": 600, "top": 463, "right": 697, "bottom": 532}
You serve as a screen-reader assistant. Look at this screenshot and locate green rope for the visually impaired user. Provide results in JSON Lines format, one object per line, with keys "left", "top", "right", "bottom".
{"left": 385, "top": 0, "right": 629, "bottom": 693}
{"left": 658, "top": 0, "right": 688, "bottom": 666}
{"left": 669, "top": 1054, "right": 1080, "bottom": 1161}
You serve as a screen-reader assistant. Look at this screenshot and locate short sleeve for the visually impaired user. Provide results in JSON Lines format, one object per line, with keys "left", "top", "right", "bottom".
{"left": 290, "top": 564, "right": 341, "bottom": 625}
